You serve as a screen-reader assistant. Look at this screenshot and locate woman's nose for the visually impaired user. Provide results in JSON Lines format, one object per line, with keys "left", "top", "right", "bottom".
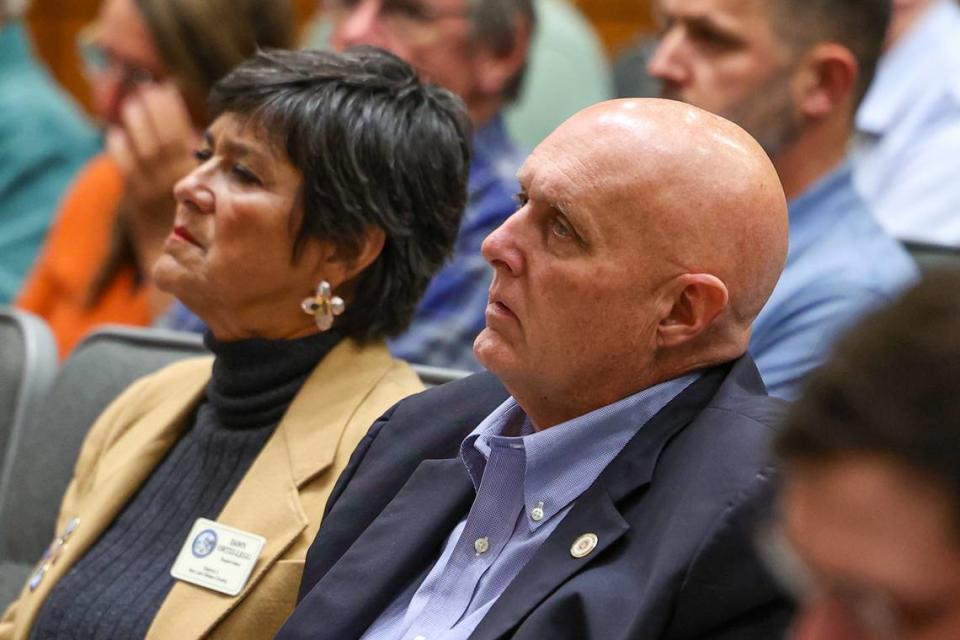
{"left": 173, "top": 167, "right": 215, "bottom": 214}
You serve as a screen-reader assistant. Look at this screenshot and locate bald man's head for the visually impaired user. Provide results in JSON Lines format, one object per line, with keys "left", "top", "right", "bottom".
{"left": 475, "top": 98, "right": 787, "bottom": 429}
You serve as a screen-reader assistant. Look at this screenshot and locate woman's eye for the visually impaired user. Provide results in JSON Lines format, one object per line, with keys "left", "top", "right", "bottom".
{"left": 192, "top": 148, "right": 212, "bottom": 163}
{"left": 231, "top": 164, "right": 261, "bottom": 185}
{"left": 514, "top": 192, "right": 529, "bottom": 207}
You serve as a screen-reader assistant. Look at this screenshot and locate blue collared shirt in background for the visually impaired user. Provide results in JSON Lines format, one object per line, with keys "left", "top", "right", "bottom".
{"left": 388, "top": 115, "right": 525, "bottom": 371}
{"left": 0, "top": 22, "right": 100, "bottom": 302}
{"left": 750, "top": 162, "right": 917, "bottom": 400}
{"left": 852, "top": 0, "right": 960, "bottom": 245}
{"left": 362, "top": 372, "right": 700, "bottom": 640}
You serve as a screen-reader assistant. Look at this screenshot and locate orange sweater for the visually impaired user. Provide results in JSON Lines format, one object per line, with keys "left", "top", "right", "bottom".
{"left": 17, "top": 154, "right": 151, "bottom": 358}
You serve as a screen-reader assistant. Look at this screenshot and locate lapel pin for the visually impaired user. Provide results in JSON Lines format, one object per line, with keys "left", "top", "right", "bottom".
{"left": 570, "top": 533, "right": 598, "bottom": 559}
{"left": 29, "top": 517, "right": 80, "bottom": 591}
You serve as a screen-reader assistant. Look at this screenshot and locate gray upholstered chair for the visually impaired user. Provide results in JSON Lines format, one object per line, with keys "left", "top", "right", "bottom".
{"left": 0, "top": 325, "right": 208, "bottom": 607}
{"left": 0, "top": 307, "right": 58, "bottom": 502}
{"left": 901, "top": 240, "right": 960, "bottom": 275}
{"left": 411, "top": 363, "right": 471, "bottom": 387}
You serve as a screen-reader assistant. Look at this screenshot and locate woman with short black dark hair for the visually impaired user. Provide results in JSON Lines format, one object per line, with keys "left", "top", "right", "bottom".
{"left": 0, "top": 47, "right": 471, "bottom": 640}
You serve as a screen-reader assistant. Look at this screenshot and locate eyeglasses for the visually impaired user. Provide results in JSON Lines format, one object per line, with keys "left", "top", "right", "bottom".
{"left": 323, "top": 0, "right": 472, "bottom": 42}
{"left": 76, "top": 25, "right": 158, "bottom": 89}
{"left": 755, "top": 523, "right": 901, "bottom": 639}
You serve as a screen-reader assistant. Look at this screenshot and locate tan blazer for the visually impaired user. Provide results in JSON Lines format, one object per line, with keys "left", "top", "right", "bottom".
{"left": 0, "top": 338, "right": 423, "bottom": 639}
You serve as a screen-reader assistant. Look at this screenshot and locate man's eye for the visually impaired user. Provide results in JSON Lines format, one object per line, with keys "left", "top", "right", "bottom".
{"left": 550, "top": 216, "right": 573, "bottom": 239}
{"left": 192, "top": 149, "right": 212, "bottom": 164}
{"left": 688, "top": 25, "right": 737, "bottom": 50}
{"left": 384, "top": 0, "right": 430, "bottom": 20}
{"left": 514, "top": 192, "right": 529, "bottom": 206}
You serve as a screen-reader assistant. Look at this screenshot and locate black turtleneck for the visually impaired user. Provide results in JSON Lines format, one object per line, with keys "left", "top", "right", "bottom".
{"left": 31, "top": 330, "right": 341, "bottom": 640}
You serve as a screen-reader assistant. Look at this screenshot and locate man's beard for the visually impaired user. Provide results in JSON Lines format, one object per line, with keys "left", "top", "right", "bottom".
{"left": 662, "top": 70, "right": 804, "bottom": 159}
{"left": 722, "top": 72, "right": 804, "bottom": 159}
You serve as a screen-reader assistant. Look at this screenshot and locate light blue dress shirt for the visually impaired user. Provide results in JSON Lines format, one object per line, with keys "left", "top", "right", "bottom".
{"left": 362, "top": 372, "right": 699, "bottom": 640}
{"left": 0, "top": 22, "right": 100, "bottom": 302}
{"left": 852, "top": 0, "right": 960, "bottom": 245}
{"left": 749, "top": 163, "right": 918, "bottom": 400}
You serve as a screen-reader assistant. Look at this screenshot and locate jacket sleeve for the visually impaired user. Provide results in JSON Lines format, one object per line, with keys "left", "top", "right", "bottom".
{"left": 665, "top": 467, "right": 793, "bottom": 640}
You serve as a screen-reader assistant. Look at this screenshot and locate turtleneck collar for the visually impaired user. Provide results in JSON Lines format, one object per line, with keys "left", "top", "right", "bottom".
{"left": 203, "top": 330, "right": 343, "bottom": 429}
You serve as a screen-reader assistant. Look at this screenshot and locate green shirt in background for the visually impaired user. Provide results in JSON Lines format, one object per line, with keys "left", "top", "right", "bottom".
{"left": 0, "top": 21, "right": 100, "bottom": 303}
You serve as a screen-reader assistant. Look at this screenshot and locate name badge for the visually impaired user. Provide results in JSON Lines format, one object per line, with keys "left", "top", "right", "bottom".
{"left": 171, "top": 518, "right": 266, "bottom": 596}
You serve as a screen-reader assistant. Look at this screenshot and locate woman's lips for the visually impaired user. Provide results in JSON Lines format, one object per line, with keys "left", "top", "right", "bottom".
{"left": 172, "top": 225, "right": 202, "bottom": 248}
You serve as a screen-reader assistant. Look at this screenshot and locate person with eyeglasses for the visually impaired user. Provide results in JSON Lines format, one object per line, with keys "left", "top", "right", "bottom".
{"left": 0, "top": 0, "right": 99, "bottom": 304}
{"left": 319, "top": 0, "right": 535, "bottom": 372}
{"left": 15, "top": 0, "right": 293, "bottom": 358}
{"left": 769, "top": 269, "right": 960, "bottom": 639}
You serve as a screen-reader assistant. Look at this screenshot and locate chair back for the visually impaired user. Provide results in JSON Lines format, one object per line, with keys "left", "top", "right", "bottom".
{"left": 411, "top": 363, "right": 471, "bottom": 387}
{"left": 0, "top": 308, "right": 57, "bottom": 502}
{"left": 902, "top": 240, "right": 960, "bottom": 275}
{"left": 0, "top": 325, "right": 207, "bottom": 607}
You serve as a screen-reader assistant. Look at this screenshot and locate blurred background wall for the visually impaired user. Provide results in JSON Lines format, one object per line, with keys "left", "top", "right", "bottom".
{"left": 25, "top": 0, "right": 655, "bottom": 116}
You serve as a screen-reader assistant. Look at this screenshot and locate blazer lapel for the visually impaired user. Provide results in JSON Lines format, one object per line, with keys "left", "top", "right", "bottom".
{"left": 149, "top": 339, "right": 401, "bottom": 639}
{"left": 304, "top": 457, "right": 474, "bottom": 637}
{"left": 470, "top": 364, "right": 733, "bottom": 640}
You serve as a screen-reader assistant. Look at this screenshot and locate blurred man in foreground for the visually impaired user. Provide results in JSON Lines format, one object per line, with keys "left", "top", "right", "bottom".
{"left": 278, "top": 98, "right": 792, "bottom": 639}
{"left": 772, "top": 270, "right": 960, "bottom": 639}
{"left": 649, "top": 0, "right": 917, "bottom": 399}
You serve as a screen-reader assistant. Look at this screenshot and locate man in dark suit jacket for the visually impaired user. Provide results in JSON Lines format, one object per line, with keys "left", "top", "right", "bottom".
{"left": 278, "top": 98, "right": 793, "bottom": 639}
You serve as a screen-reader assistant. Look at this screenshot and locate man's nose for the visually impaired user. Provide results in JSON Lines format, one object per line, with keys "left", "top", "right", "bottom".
{"left": 646, "top": 29, "right": 690, "bottom": 86}
{"left": 789, "top": 598, "right": 870, "bottom": 640}
{"left": 481, "top": 209, "right": 526, "bottom": 276}
{"left": 330, "top": 0, "right": 387, "bottom": 51}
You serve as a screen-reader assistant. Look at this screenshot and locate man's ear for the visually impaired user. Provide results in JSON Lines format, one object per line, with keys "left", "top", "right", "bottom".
{"left": 794, "top": 43, "right": 858, "bottom": 120}
{"left": 315, "top": 226, "right": 386, "bottom": 291}
{"left": 657, "top": 273, "right": 729, "bottom": 348}
{"left": 472, "top": 17, "right": 533, "bottom": 98}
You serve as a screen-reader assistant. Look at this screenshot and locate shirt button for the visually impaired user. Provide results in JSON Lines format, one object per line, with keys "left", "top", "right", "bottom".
{"left": 531, "top": 501, "right": 545, "bottom": 522}
{"left": 474, "top": 537, "right": 490, "bottom": 554}
{"left": 413, "top": 635, "right": 427, "bottom": 640}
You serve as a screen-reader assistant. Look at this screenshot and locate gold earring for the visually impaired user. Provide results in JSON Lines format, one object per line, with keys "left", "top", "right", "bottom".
{"left": 300, "top": 281, "right": 344, "bottom": 332}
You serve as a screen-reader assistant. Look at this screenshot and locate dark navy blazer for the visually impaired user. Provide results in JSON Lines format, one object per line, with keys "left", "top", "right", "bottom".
{"left": 278, "top": 356, "right": 792, "bottom": 640}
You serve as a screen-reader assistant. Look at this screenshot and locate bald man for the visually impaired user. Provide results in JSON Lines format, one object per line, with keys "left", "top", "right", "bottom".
{"left": 277, "top": 99, "right": 792, "bottom": 640}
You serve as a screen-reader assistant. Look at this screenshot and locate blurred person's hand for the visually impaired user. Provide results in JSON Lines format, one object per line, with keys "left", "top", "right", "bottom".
{"left": 107, "top": 82, "right": 199, "bottom": 277}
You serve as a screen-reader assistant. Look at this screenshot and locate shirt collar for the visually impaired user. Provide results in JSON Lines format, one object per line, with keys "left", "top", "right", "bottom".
{"left": 857, "top": 0, "right": 960, "bottom": 135}
{"left": 460, "top": 372, "right": 701, "bottom": 531}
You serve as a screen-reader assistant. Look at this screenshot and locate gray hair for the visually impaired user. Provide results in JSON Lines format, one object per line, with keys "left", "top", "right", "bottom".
{"left": 468, "top": 0, "right": 536, "bottom": 103}
{"left": 0, "top": 0, "right": 30, "bottom": 20}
